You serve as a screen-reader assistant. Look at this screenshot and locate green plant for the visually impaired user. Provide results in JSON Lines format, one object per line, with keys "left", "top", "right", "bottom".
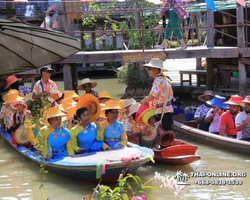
{"left": 87, "top": 172, "right": 186, "bottom": 200}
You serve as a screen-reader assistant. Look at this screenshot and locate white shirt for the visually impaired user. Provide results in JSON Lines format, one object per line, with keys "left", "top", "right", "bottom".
{"left": 235, "top": 111, "right": 250, "bottom": 139}
{"left": 206, "top": 108, "right": 221, "bottom": 133}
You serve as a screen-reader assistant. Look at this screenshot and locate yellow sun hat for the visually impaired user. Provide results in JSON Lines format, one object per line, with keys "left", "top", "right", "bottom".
{"left": 3, "top": 93, "right": 25, "bottom": 104}
{"left": 63, "top": 90, "right": 80, "bottom": 100}
{"left": 76, "top": 94, "right": 101, "bottom": 122}
{"left": 3, "top": 89, "right": 25, "bottom": 101}
{"left": 101, "top": 100, "right": 122, "bottom": 111}
{"left": 44, "top": 106, "right": 67, "bottom": 119}
{"left": 59, "top": 98, "right": 77, "bottom": 112}
{"left": 98, "top": 91, "right": 114, "bottom": 100}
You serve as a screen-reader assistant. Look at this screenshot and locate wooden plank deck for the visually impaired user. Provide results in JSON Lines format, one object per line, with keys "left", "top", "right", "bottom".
{"left": 57, "top": 47, "right": 250, "bottom": 64}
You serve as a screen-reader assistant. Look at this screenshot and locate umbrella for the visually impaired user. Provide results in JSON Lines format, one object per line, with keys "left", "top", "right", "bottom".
{"left": 0, "top": 18, "right": 81, "bottom": 76}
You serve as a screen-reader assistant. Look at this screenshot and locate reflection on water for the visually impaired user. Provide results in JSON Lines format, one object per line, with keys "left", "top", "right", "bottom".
{"left": 2, "top": 76, "right": 248, "bottom": 199}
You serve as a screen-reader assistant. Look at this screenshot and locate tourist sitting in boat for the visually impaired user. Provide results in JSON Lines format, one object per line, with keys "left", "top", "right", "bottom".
{"left": 118, "top": 98, "right": 136, "bottom": 124}
{"left": 0, "top": 92, "right": 25, "bottom": 133}
{"left": 126, "top": 103, "right": 159, "bottom": 149}
{"left": 9, "top": 100, "right": 30, "bottom": 147}
{"left": 235, "top": 96, "right": 250, "bottom": 141}
{"left": 220, "top": 95, "right": 243, "bottom": 138}
{"left": 98, "top": 91, "right": 114, "bottom": 104}
{"left": 70, "top": 107, "right": 103, "bottom": 154}
{"left": 204, "top": 95, "right": 228, "bottom": 135}
{"left": 34, "top": 106, "right": 74, "bottom": 159}
{"left": 32, "top": 66, "right": 60, "bottom": 103}
{"left": 101, "top": 100, "right": 128, "bottom": 150}
{"left": 141, "top": 58, "right": 173, "bottom": 131}
{"left": 77, "top": 78, "right": 98, "bottom": 98}
{"left": 194, "top": 90, "right": 214, "bottom": 131}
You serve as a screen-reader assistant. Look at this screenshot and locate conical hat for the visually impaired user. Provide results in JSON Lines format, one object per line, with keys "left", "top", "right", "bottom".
{"left": 5, "top": 75, "right": 22, "bottom": 89}
{"left": 76, "top": 94, "right": 100, "bottom": 122}
{"left": 3, "top": 89, "right": 25, "bottom": 101}
{"left": 101, "top": 100, "right": 122, "bottom": 111}
{"left": 63, "top": 90, "right": 80, "bottom": 100}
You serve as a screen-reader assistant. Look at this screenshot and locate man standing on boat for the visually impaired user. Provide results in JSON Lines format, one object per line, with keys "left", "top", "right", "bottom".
{"left": 220, "top": 95, "right": 242, "bottom": 138}
{"left": 32, "top": 66, "right": 60, "bottom": 103}
{"left": 140, "top": 58, "right": 173, "bottom": 131}
{"left": 235, "top": 96, "right": 250, "bottom": 141}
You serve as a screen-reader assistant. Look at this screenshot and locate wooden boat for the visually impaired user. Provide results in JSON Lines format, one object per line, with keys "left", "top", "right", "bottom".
{"left": 173, "top": 114, "right": 250, "bottom": 156}
{"left": 0, "top": 131, "right": 154, "bottom": 182}
{"left": 153, "top": 140, "right": 201, "bottom": 165}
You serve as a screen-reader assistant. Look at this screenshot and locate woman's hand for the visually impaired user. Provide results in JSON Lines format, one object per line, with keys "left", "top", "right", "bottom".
{"left": 95, "top": 118, "right": 102, "bottom": 130}
{"left": 78, "top": 148, "right": 86, "bottom": 153}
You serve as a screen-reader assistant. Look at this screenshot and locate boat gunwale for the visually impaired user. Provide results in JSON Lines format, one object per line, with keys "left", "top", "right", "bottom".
{"left": 0, "top": 131, "right": 153, "bottom": 171}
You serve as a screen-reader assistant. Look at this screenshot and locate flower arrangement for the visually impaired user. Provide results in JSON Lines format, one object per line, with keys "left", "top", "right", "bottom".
{"left": 84, "top": 172, "right": 185, "bottom": 200}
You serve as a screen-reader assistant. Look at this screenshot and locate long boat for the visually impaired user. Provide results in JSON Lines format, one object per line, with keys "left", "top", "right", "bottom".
{"left": 173, "top": 114, "right": 250, "bottom": 156}
{"left": 0, "top": 131, "right": 154, "bottom": 182}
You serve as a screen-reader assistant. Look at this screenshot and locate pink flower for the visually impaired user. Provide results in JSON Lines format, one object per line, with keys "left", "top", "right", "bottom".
{"left": 141, "top": 195, "right": 147, "bottom": 200}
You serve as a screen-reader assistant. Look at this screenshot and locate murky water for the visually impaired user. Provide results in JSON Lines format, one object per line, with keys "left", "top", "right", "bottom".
{"left": 1, "top": 75, "right": 250, "bottom": 200}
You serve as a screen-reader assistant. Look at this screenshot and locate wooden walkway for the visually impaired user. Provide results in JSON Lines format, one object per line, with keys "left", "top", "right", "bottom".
{"left": 164, "top": 58, "right": 250, "bottom": 98}
{"left": 57, "top": 47, "right": 250, "bottom": 64}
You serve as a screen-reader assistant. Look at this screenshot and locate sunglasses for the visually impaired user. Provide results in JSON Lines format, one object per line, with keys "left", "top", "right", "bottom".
{"left": 146, "top": 67, "right": 153, "bottom": 71}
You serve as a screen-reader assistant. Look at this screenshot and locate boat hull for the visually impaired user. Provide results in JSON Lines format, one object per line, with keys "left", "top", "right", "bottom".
{"left": 173, "top": 114, "right": 250, "bottom": 156}
{"left": 153, "top": 140, "right": 200, "bottom": 165}
{"left": 0, "top": 131, "right": 154, "bottom": 182}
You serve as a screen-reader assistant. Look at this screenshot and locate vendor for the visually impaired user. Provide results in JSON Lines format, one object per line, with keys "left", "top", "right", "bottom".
{"left": 32, "top": 66, "right": 59, "bottom": 102}
{"left": 141, "top": 58, "right": 173, "bottom": 131}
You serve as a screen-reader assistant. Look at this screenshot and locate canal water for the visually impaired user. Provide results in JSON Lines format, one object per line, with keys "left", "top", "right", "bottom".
{"left": 0, "top": 75, "right": 250, "bottom": 200}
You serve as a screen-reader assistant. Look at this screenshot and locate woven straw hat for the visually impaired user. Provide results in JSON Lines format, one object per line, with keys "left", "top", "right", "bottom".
{"left": 77, "top": 78, "right": 97, "bottom": 90}
{"left": 3, "top": 93, "right": 25, "bottom": 104}
{"left": 119, "top": 98, "right": 136, "bottom": 109}
{"left": 101, "top": 100, "right": 122, "bottom": 111}
{"left": 5, "top": 75, "right": 22, "bottom": 89}
{"left": 238, "top": 96, "right": 250, "bottom": 107}
{"left": 197, "top": 90, "right": 214, "bottom": 102}
{"left": 127, "top": 102, "right": 141, "bottom": 117}
{"left": 223, "top": 95, "right": 243, "bottom": 106}
{"left": 63, "top": 90, "right": 80, "bottom": 100}
{"left": 44, "top": 106, "right": 67, "bottom": 119}
{"left": 142, "top": 58, "right": 168, "bottom": 72}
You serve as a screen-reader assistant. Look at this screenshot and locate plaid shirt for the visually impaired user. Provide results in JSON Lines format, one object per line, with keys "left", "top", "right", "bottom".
{"left": 161, "top": 0, "right": 190, "bottom": 19}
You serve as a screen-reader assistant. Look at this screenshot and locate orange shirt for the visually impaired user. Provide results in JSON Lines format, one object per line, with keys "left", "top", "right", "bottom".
{"left": 219, "top": 110, "right": 238, "bottom": 136}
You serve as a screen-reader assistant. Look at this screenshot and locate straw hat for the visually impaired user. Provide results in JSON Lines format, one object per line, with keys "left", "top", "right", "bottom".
{"left": 66, "top": 104, "right": 77, "bottom": 117}
{"left": 142, "top": 58, "right": 168, "bottom": 72}
{"left": 127, "top": 102, "right": 141, "bottom": 117}
{"left": 101, "top": 100, "right": 122, "bottom": 111}
{"left": 238, "top": 96, "right": 250, "bottom": 107}
{"left": 59, "top": 98, "right": 77, "bottom": 112}
{"left": 3, "top": 93, "right": 25, "bottom": 104}
{"left": 44, "top": 106, "right": 67, "bottom": 119}
{"left": 3, "top": 89, "right": 25, "bottom": 101}
{"left": 10, "top": 100, "right": 28, "bottom": 110}
{"left": 77, "top": 78, "right": 97, "bottom": 90}
{"left": 119, "top": 98, "right": 136, "bottom": 109}
{"left": 63, "top": 90, "right": 80, "bottom": 100}
{"left": 99, "top": 103, "right": 106, "bottom": 119}
{"left": 98, "top": 91, "right": 114, "bottom": 100}
{"left": 76, "top": 94, "right": 100, "bottom": 122}
{"left": 224, "top": 95, "right": 243, "bottom": 106}
{"left": 5, "top": 75, "right": 22, "bottom": 89}
{"left": 206, "top": 95, "right": 229, "bottom": 109}
{"left": 197, "top": 90, "right": 214, "bottom": 102}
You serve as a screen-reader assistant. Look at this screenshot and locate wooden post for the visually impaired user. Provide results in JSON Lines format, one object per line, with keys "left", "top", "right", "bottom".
{"left": 63, "top": 64, "right": 73, "bottom": 90}
{"left": 71, "top": 64, "right": 78, "bottom": 93}
{"left": 196, "top": 58, "right": 202, "bottom": 70}
{"left": 206, "top": 7, "right": 214, "bottom": 90}
{"left": 237, "top": 3, "right": 247, "bottom": 97}
{"left": 6, "top": 0, "right": 14, "bottom": 19}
